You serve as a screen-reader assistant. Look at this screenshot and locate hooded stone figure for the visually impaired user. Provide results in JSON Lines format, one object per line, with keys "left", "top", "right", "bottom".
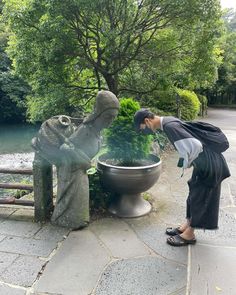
{"left": 32, "top": 90, "right": 120, "bottom": 229}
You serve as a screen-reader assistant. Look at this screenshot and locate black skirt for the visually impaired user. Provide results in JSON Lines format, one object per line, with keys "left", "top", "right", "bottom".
{"left": 186, "top": 148, "right": 230, "bottom": 229}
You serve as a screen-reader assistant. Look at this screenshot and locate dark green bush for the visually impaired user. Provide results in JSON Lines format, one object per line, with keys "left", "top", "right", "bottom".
{"left": 149, "top": 89, "right": 200, "bottom": 121}
{"left": 89, "top": 172, "right": 113, "bottom": 212}
{"left": 149, "top": 90, "right": 177, "bottom": 116}
{"left": 105, "top": 98, "right": 153, "bottom": 164}
{"left": 177, "top": 89, "right": 200, "bottom": 120}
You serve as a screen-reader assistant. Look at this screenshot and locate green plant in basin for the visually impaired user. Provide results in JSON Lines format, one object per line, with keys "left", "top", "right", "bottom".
{"left": 98, "top": 97, "right": 162, "bottom": 217}
{"left": 105, "top": 98, "right": 153, "bottom": 165}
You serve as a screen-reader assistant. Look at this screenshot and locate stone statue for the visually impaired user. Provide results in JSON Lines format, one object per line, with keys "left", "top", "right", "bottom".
{"left": 32, "top": 90, "right": 119, "bottom": 229}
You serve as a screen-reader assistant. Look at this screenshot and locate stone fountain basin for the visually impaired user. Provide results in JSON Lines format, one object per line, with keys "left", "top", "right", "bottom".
{"left": 97, "top": 154, "right": 162, "bottom": 217}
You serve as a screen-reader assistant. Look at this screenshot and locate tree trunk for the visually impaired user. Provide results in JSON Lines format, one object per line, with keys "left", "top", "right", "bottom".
{"left": 103, "top": 74, "right": 118, "bottom": 95}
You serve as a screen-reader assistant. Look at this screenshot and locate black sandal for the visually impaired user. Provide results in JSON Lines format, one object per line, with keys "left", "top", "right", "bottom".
{"left": 167, "top": 235, "right": 196, "bottom": 247}
{"left": 165, "top": 227, "right": 183, "bottom": 236}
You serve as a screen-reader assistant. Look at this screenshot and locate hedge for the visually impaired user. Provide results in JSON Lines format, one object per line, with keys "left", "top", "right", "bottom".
{"left": 177, "top": 89, "right": 200, "bottom": 120}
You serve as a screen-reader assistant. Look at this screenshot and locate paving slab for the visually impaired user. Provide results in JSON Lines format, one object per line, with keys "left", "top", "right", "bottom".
{"left": 145, "top": 184, "right": 186, "bottom": 210}
{"left": 35, "top": 229, "right": 111, "bottom": 295}
{"left": 169, "top": 173, "right": 192, "bottom": 202}
{"left": 151, "top": 199, "right": 186, "bottom": 226}
{"left": 0, "top": 220, "right": 41, "bottom": 238}
{"left": 0, "top": 108, "right": 233, "bottom": 295}
{"left": 195, "top": 209, "right": 236, "bottom": 246}
{"left": 227, "top": 162, "right": 236, "bottom": 175}
{"left": 127, "top": 218, "right": 188, "bottom": 265}
{"left": 229, "top": 182, "right": 236, "bottom": 197}
{"left": 169, "top": 287, "right": 187, "bottom": 295}
{"left": 222, "top": 206, "right": 236, "bottom": 218}
{"left": 29, "top": 293, "right": 61, "bottom": 295}
{"left": 0, "top": 252, "right": 19, "bottom": 274}
{"left": 0, "top": 284, "right": 26, "bottom": 295}
{"left": 90, "top": 218, "right": 150, "bottom": 258}
{"left": 95, "top": 256, "right": 186, "bottom": 295}
{"left": 0, "top": 236, "right": 58, "bottom": 257}
{"left": 222, "top": 206, "right": 236, "bottom": 215}
{"left": 220, "top": 181, "right": 233, "bottom": 207}
{"left": 190, "top": 244, "right": 236, "bottom": 295}
{"left": 229, "top": 182, "right": 236, "bottom": 204}
{"left": 0, "top": 207, "right": 16, "bottom": 220}
{"left": 0, "top": 255, "right": 45, "bottom": 287}
{"left": 34, "top": 224, "right": 70, "bottom": 242}
{"left": 149, "top": 156, "right": 191, "bottom": 207}
{"left": 149, "top": 172, "right": 172, "bottom": 200}
{"left": 8, "top": 208, "right": 35, "bottom": 222}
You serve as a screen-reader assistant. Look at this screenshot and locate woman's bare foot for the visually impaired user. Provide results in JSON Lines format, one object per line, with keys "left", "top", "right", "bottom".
{"left": 180, "top": 227, "right": 195, "bottom": 240}
{"left": 166, "top": 219, "right": 192, "bottom": 236}
{"left": 178, "top": 220, "right": 190, "bottom": 232}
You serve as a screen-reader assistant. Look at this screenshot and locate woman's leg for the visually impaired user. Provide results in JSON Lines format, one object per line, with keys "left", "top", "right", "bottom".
{"left": 180, "top": 226, "right": 195, "bottom": 240}
{"left": 178, "top": 219, "right": 191, "bottom": 232}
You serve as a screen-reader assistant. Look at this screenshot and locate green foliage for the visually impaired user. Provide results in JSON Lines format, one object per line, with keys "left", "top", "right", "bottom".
{"left": 177, "top": 89, "right": 201, "bottom": 120}
{"left": 148, "top": 90, "right": 177, "bottom": 116}
{"left": 206, "top": 9, "right": 236, "bottom": 105}
{"left": 89, "top": 172, "right": 113, "bottom": 212}
{"left": 0, "top": 5, "right": 30, "bottom": 123}
{"left": 153, "top": 88, "right": 201, "bottom": 121}
{"left": 139, "top": 88, "right": 201, "bottom": 121}
{"left": 0, "top": 71, "right": 30, "bottom": 123}
{"left": 5, "top": 176, "right": 32, "bottom": 199}
{"left": 142, "top": 192, "right": 151, "bottom": 201}
{"left": 2, "top": 0, "right": 223, "bottom": 121}
{"left": 15, "top": 189, "right": 29, "bottom": 199}
{"left": 105, "top": 98, "right": 152, "bottom": 164}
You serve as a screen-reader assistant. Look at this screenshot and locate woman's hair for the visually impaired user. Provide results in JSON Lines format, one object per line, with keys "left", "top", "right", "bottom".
{"left": 143, "top": 111, "right": 155, "bottom": 122}
{"left": 134, "top": 109, "right": 155, "bottom": 130}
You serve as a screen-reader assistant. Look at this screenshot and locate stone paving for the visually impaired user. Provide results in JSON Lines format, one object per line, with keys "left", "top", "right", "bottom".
{"left": 0, "top": 207, "right": 70, "bottom": 294}
{"left": 188, "top": 109, "right": 236, "bottom": 295}
{"left": 0, "top": 108, "right": 235, "bottom": 295}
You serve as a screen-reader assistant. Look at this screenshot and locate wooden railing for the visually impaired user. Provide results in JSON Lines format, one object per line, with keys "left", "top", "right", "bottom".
{"left": 0, "top": 168, "right": 33, "bottom": 175}
{"left": 0, "top": 167, "right": 34, "bottom": 206}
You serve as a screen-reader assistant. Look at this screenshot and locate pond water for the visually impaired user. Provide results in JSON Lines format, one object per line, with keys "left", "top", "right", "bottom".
{"left": 0, "top": 123, "right": 40, "bottom": 198}
{"left": 0, "top": 123, "right": 40, "bottom": 154}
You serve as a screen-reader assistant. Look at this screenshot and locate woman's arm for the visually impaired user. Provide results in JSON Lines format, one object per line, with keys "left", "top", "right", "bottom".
{"left": 60, "top": 140, "right": 91, "bottom": 170}
{"left": 174, "top": 137, "right": 203, "bottom": 169}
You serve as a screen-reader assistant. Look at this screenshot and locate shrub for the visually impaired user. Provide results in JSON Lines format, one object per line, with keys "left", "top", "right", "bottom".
{"left": 177, "top": 89, "right": 200, "bottom": 120}
{"left": 150, "top": 89, "right": 201, "bottom": 121}
{"left": 89, "top": 172, "right": 113, "bottom": 212}
{"left": 149, "top": 90, "right": 177, "bottom": 116}
{"left": 105, "top": 98, "right": 153, "bottom": 164}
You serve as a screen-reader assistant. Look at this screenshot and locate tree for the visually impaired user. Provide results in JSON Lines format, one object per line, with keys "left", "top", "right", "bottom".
{"left": 205, "top": 9, "right": 236, "bottom": 105}
{"left": 0, "top": 0, "right": 30, "bottom": 123}
{"left": 3, "top": 0, "right": 222, "bottom": 121}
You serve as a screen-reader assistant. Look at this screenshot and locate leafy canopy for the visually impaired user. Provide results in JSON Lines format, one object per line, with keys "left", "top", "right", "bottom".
{"left": 3, "top": 0, "right": 222, "bottom": 121}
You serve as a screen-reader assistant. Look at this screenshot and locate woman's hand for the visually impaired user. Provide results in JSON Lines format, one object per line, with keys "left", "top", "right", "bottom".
{"left": 60, "top": 142, "right": 91, "bottom": 170}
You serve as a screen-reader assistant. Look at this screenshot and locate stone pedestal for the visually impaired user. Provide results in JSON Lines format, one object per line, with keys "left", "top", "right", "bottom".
{"left": 33, "top": 153, "right": 53, "bottom": 222}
